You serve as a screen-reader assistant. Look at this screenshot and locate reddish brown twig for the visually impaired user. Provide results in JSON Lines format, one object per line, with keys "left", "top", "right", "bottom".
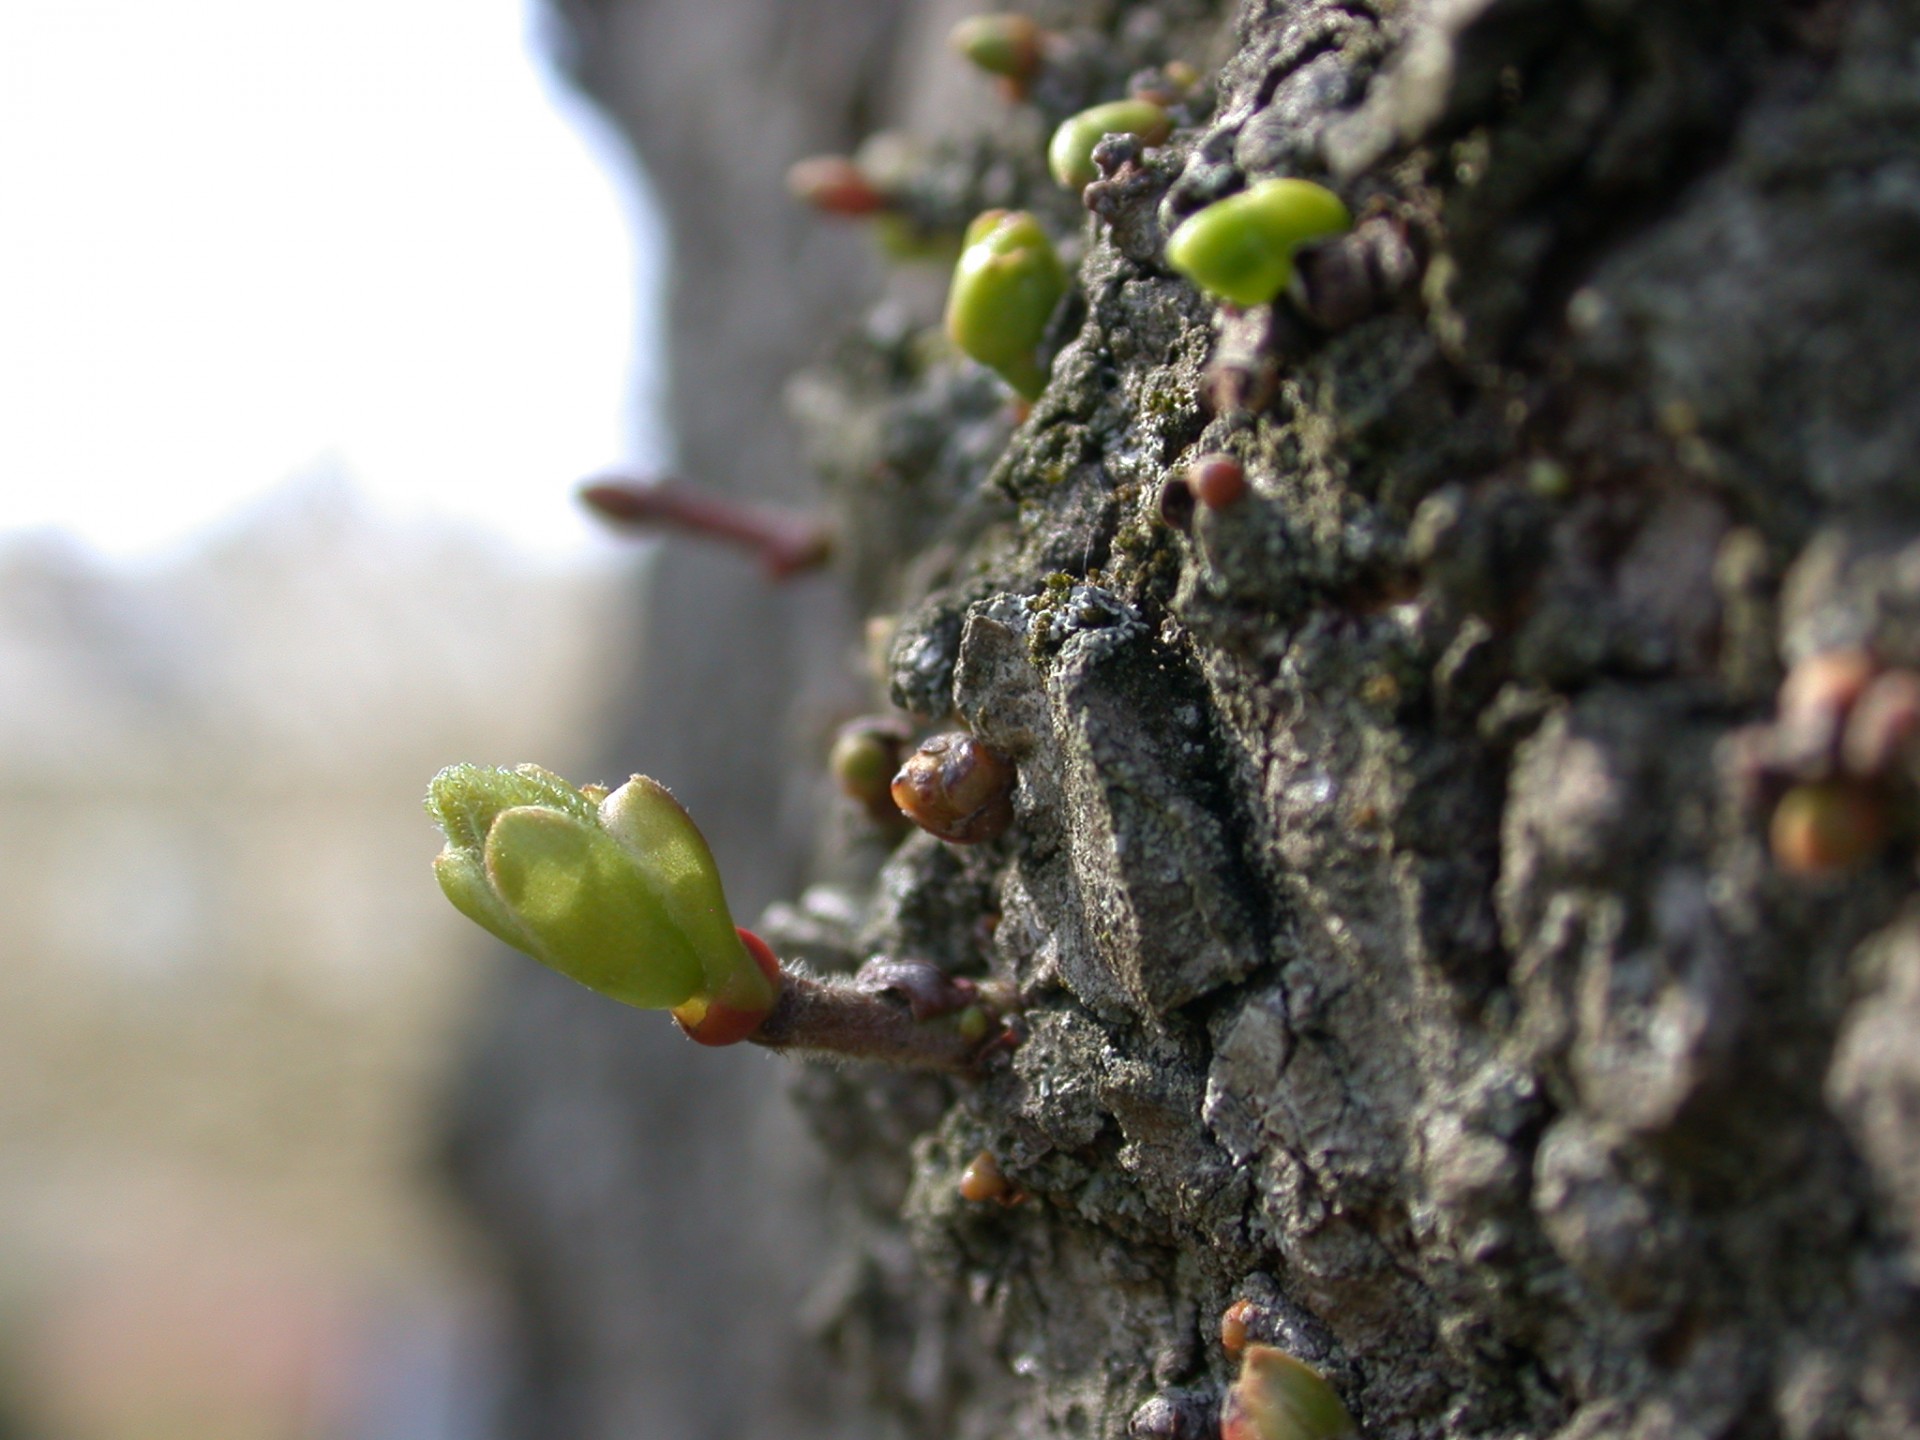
{"left": 579, "top": 477, "right": 833, "bottom": 580}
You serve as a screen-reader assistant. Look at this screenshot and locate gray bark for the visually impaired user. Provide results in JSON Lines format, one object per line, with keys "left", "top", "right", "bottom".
{"left": 445, "top": 1, "right": 1920, "bottom": 1437}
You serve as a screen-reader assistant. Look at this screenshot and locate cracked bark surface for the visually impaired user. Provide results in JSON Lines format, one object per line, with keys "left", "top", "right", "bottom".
{"left": 446, "top": 1, "right": 1920, "bottom": 1436}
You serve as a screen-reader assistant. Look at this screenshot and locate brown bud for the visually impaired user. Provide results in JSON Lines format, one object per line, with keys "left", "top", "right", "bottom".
{"left": 891, "top": 732, "right": 1016, "bottom": 843}
{"left": 1359, "top": 673, "right": 1401, "bottom": 709}
{"left": 1128, "top": 1391, "right": 1216, "bottom": 1439}
{"left": 959, "top": 1149, "right": 1012, "bottom": 1203}
{"left": 1770, "top": 779, "right": 1887, "bottom": 877}
{"left": 1188, "top": 453, "right": 1247, "bottom": 510}
{"left": 1220, "top": 1299, "right": 1256, "bottom": 1358}
{"left": 1291, "top": 216, "right": 1422, "bottom": 331}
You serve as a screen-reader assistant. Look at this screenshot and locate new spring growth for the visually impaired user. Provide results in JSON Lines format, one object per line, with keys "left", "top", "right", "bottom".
{"left": 426, "top": 764, "right": 780, "bottom": 1045}
{"left": 1048, "top": 100, "right": 1171, "bottom": 190}
{"left": 946, "top": 210, "right": 1067, "bottom": 400}
{"left": 829, "top": 716, "right": 912, "bottom": 828}
{"left": 1165, "top": 179, "right": 1352, "bottom": 309}
{"left": 1221, "top": 1346, "right": 1358, "bottom": 1440}
{"left": 950, "top": 13, "right": 1051, "bottom": 96}
{"left": 427, "top": 764, "right": 1010, "bottom": 1069}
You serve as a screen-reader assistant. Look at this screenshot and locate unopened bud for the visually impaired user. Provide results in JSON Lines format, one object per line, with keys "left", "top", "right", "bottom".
{"left": 891, "top": 732, "right": 1017, "bottom": 844}
{"left": 959, "top": 1149, "right": 1012, "bottom": 1203}
{"left": 1166, "top": 179, "right": 1352, "bottom": 309}
{"left": 950, "top": 13, "right": 1046, "bottom": 84}
{"left": 426, "top": 764, "right": 781, "bottom": 1042}
{"left": 1769, "top": 779, "right": 1887, "bottom": 877}
{"left": 830, "top": 718, "right": 913, "bottom": 824}
{"left": 946, "top": 211, "right": 1067, "bottom": 400}
{"left": 1048, "top": 100, "right": 1171, "bottom": 190}
{"left": 1188, "top": 453, "right": 1247, "bottom": 510}
{"left": 1220, "top": 1346, "right": 1357, "bottom": 1440}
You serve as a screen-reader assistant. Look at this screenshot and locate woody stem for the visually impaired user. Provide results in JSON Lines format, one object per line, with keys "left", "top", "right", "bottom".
{"left": 579, "top": 477, "right": 833, "bottom": 579}
{"left": 747, "top": 971, "right": 990, "bottom": 1073}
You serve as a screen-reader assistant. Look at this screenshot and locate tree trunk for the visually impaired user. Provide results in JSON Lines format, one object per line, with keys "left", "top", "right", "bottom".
{"left": 446, "top": 1, "right": 1920, "bottom": 1436}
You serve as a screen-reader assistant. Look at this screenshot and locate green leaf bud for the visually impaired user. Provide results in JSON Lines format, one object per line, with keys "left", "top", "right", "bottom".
{"left": 1221, "top": 1346, "right": 1357, "bottom": 1440}
{"left": 483, "top": 805, "right": 704, "bottom": 1009}
{"left": 1164, "top": 178, "right": 1352, "bottom": 309}
{"left": 428, "top": 763, "right": 597, "bottom": 954}
{"left": 426, "top": 764, "right": 779, "bottom": 1038}
{"left": 596, "top": 774, "right": 778, "bottom": 1026}
{"left": 949, "top": 13, "right": 1045, "bottom": 84}
{"left": 1047, "top": 99, "right": 1171, "bottom": 189}
{"left": 830, "top": 717, "right": 912, "bottom": 825}
{"left": 945, "top": 210, "right": 1067, "bottom": 400}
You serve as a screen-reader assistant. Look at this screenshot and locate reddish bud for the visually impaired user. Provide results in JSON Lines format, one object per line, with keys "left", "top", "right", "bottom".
{"left": 1220, "top": 1299, "right": 1256, "bottom": 1358}
{"left": 787, "top": 155, "right": 891, "bottom": 217}
{"left": 1780, "top": 649, "right": 1877, "bottom": 717}
{"left": 1188, "top": 453, "right": 1247, "bottom": 510}
{"left": 674, "top": 928, "right": 785, "bottom": 1046}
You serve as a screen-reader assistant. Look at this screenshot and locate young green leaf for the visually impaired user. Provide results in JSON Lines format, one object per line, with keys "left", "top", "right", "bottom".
{"left": 1165, "top": 179, "right": 1352, "bottom": 308}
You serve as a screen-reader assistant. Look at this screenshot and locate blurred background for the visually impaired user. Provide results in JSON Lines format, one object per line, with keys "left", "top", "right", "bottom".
{"left": 0, "top": 2, "right": 664, "bottom": 1434}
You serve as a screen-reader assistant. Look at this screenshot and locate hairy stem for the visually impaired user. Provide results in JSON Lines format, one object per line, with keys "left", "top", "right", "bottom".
{"left": 748, "top": 970, "right": 996, "bottom": 1072}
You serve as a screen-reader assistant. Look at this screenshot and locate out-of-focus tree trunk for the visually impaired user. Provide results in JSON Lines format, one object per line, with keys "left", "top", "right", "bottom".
{"left": 448, "top": 1, "right": 1920, "bottom": 1436}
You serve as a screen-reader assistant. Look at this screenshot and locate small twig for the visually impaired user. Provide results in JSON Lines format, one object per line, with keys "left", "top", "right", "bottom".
{"left": 580, "top": 476, "right": 833, "bottom": 580}
{"left": 748, "top": 965, "right": 1007, "bottom": 1073}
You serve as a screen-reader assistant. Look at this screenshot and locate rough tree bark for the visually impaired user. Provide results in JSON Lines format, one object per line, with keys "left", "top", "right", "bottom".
{"left": 446, "top": 1, "right": 1920, "bottom": 1437}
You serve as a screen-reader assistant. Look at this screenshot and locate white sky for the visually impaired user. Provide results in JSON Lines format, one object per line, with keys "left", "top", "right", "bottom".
{"left": 0, "top": 0, "right": 663, "bottom": 560}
